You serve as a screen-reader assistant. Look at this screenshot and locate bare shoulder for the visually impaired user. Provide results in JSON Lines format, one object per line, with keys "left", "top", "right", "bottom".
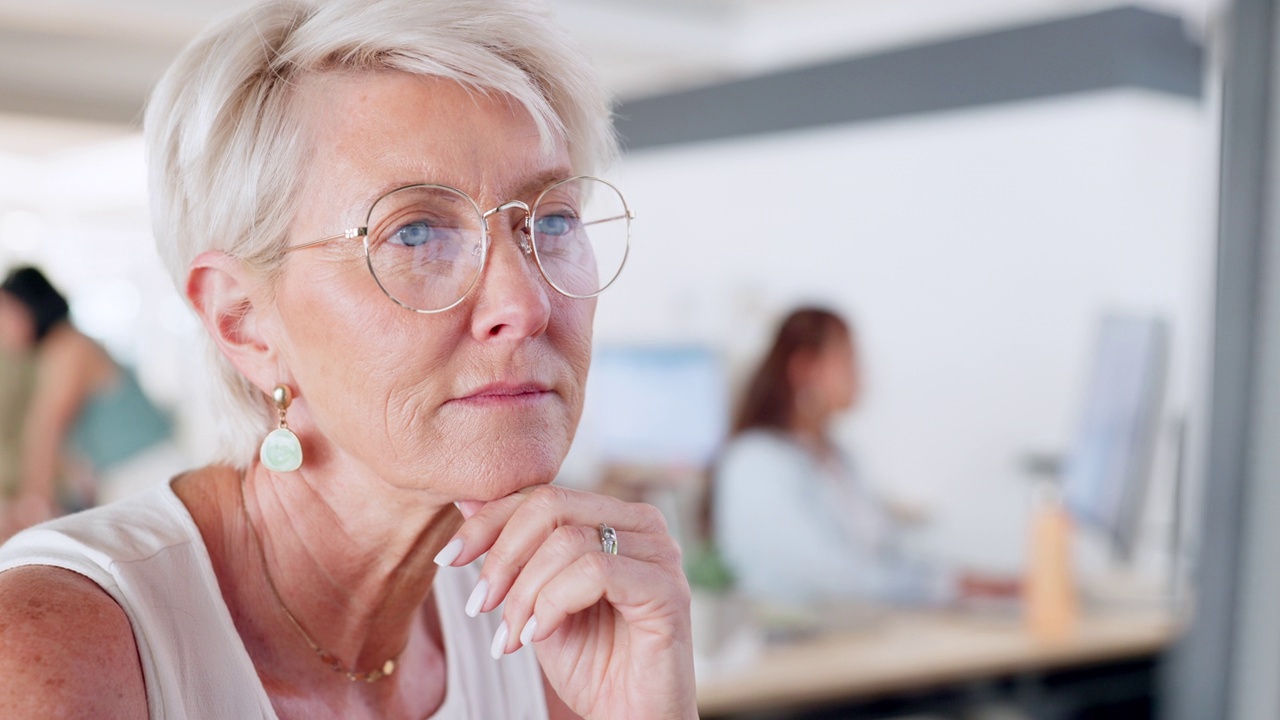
{"left": 36, "top": 325, "right": 96, "bottom": 372}
{"left": 0, "top": 565, "right": 148, "bottom": 718}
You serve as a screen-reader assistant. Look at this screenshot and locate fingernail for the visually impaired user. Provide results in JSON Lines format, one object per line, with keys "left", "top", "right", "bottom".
{"left": 519, "top": 616, "right": 538, "bottom": 646}
{"left": 433, "top": 538, "right": 463, "bottom": 567}
{"left": 465, "top": 578, "right": 489, "bottom": 618}
{"left": 490, "top": 621, "right": 509, "bottom": 659}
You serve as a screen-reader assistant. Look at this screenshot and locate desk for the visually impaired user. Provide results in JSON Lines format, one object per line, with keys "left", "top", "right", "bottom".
{"left": 697, "top": 609, "right": 1180, "bottom": 717}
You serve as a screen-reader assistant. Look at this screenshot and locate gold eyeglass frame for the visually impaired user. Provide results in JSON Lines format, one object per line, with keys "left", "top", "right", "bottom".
{"left": 285, "top": 174, "right": 634, "bottom": 314}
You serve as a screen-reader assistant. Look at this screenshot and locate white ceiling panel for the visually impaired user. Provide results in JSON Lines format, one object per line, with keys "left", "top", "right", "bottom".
{"left": 0, "top": 0, "right": 1224, "bottom": 155}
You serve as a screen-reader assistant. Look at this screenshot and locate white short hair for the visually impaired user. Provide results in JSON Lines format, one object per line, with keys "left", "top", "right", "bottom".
{"left": 145, "top": 0, "right": 617, "bottom": 467}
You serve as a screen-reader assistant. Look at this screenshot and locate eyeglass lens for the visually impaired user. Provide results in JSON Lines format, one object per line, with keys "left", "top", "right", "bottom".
{"left": 363, "top": 177, "right": 629, "bottom": 312}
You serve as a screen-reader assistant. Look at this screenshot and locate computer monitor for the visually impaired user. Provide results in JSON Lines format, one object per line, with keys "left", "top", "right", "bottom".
{"left": 1061, "top": 314, "right": 1171, "bottom": 561}
{"left": 581, "top": 345, "right": 729, "bottom": 468}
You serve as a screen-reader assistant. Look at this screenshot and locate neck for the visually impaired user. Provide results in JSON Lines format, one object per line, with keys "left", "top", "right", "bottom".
{"left": 790, "top": 404, "right": 830, "bottom": 449}
{"left": 239, "top": 456, "right": 461, "bottom": 677}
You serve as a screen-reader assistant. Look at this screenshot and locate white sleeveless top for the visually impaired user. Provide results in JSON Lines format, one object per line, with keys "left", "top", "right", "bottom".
{"left": 0, "top": 483, "right": 548, "bottom": 719}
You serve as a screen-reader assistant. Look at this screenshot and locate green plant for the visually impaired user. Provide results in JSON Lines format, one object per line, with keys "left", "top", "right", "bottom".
{"left": 684, "top": 540, "right": 735, "bottom": 592}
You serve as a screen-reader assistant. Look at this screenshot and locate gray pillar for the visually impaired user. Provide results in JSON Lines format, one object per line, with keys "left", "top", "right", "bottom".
{"left": 1162, "top": 0, "right": 1280, "bottom": 718}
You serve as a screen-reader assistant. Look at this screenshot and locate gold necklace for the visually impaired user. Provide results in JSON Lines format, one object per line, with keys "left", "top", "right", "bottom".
{"left": 238, "top": 477, "right": 402, "bottom": 683}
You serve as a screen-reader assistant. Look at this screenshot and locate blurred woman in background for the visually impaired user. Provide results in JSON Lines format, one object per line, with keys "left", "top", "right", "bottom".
{"left": 714, "top": 307, "right": 1017, "bottom": 609}
{"left": 714, "top": 307, "right": 919, "bottom": 607}
{"left": 0, "top": 266, "right": 171, "bottom": 536}
{"left": 0, "top": 344, "right": 33, "bottom": 528}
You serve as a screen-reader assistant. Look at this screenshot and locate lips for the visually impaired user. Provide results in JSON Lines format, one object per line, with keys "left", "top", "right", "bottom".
{"left": 452, "top": 382, "right": 553, "bottom": 403}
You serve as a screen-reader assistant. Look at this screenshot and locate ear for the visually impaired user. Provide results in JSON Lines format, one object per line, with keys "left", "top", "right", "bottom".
{"left": 186, "top": 251, "right": 279, "bottom": 394}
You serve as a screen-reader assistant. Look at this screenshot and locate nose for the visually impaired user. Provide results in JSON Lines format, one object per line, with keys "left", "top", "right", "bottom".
{"left": 468, "top": 214, "right": 551, "bottom": 342}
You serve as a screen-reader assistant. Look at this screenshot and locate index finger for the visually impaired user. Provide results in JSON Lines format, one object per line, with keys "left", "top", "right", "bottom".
{"left": 434, "top": 487, "right": 537, "bottom": 568}
{"left": 435, "top": 484, "right": 666, "bottom": 569}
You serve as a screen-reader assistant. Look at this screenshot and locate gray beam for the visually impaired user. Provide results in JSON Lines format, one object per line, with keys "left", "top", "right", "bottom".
{"left": 615, "top": 6, "right": 1203, "bottom": 151}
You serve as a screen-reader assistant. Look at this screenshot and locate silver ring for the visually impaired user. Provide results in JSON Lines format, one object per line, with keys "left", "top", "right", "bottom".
{"left": 598, "top": 524, "right": 618, "bottom": 555}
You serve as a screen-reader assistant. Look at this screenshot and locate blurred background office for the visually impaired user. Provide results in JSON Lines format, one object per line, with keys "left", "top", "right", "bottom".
{"left": 3, "top": 0, "right": 1278, "bottom": 718}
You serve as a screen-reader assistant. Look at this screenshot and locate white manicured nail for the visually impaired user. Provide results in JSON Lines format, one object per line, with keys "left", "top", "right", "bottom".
{"left": 519, "top": 616, "right": 538, "bottom": 646}
{"left": 433, "top": 538, "right": 463, "bottom": 567}
{"left": 466, "top": 578, "right": 489, "bottom": 618}
{"left": 490, "top": 621, "right": 509, "bottom": 659}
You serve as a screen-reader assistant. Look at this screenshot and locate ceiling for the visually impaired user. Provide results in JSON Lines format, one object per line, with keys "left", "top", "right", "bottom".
{"left": 0, "top": 0, "right": 1222, "bottom": 155}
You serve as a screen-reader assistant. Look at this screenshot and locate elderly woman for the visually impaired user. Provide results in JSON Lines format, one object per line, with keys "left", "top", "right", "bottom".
{"left": 0, "top": 1, "right": 694, "bottom": 718}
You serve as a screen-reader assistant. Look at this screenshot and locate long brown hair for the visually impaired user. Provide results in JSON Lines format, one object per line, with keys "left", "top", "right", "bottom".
{"left": 731, "top": 307, "right": 852, "bottom": 436}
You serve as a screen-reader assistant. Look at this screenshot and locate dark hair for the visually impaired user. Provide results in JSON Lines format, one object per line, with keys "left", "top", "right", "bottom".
{"left": 1, "top": 266, "right": 70, "bottom": 343}
{"left": 731, "top": 307, "right": 852, "bottom": 436}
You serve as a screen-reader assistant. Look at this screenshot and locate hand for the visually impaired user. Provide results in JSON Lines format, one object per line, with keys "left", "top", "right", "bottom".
{"left": 439, "top": 485, "right": 697, "bottom": 720}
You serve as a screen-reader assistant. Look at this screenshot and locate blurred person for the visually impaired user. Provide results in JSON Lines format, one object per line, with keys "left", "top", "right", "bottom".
{"left": 714, "top": 307, "right": 1014, "bottom": 609}
{"left": 0, "top": 345, "right": 33, "bottom": 536}
{"left": 0, "top": 2, "right": 695, "bottom": 719}
{"left": 0, "top": 266, "right": 173, "bottom": 536}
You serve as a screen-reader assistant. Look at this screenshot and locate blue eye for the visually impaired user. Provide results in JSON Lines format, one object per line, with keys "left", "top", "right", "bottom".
{"left": 393, "top": 222, "right": 435, "bottom": 247}
{"left": 534, "top": 214, "right": 576, "bottom": 237}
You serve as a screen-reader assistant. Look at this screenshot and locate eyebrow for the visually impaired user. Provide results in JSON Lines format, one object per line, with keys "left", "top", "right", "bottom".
{"left": 305, "top": 167, "right": 583, "bottom": 248}
{"left": 513, "top": 168, "right": 577, "bottom": 199}
{"left": 364, "top": 167, "right": 577, "bottom": 209}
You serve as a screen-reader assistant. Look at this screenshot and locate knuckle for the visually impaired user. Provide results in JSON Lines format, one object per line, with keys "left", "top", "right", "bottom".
{"left": 548, "top": 524, "right": 590, "bottom": 556}
{"left": 502, "top": 581, "right": 534, "bottom": 612}
{"left": 579, "top": 549, "right": 613, "bottom": 582}
{"left": 659, "top": 535, "right": 684, "bottom": 566}
{"left": 528, "top": 484, "right": 569, "bottom": 511}
{"left": 483, "top": 542, "right": 519, "bottom": 571}
{"left": 632, "top": 502, "right": 668, "bottom": 533}
{"left": 534, "top": 589, "right": 567, "bottom": 621}
{"left": 509, "top": 485, "right": 570, "bottom": 537}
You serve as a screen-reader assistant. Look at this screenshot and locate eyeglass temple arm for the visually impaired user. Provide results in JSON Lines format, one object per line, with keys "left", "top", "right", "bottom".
{"left": 284, "top": 227, "right": 368, "bottom": 253}
{"left": 578, "top": 211, "right": 635, "bottom": 228}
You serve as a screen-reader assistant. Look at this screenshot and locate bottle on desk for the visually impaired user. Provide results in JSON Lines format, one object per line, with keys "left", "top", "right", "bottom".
{"left": 1025, "top": 480, "right": 1078, "bottom": 642}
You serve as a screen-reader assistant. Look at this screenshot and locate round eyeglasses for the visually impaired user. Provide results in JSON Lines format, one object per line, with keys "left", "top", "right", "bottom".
{"left": 286, "top": 175, "right": 633, "bottom": 313}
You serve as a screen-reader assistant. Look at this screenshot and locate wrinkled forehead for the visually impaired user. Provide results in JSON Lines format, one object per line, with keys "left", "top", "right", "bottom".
{"left": 276, "top": 70, "right": 573, "bottom": 249}
{"left": 292, "top": 70, "right": 567, "bottom": 202}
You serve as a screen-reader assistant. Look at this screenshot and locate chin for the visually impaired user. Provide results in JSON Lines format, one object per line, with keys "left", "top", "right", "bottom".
{"left": 371, "top": 397, "right": 581, "bottom": 499}
{"left": 393, "top": 432, "right": 571, "bottom": 502}
{"left": 470, "top": 446, "right": 566, "bottom": 500}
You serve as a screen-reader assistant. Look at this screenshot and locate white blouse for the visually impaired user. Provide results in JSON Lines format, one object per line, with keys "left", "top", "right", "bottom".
{"left": 714, "top": 430, "right": 949, "bottom": 607}
{"left": 0, "top": 482, "right": 548, "bottom": 719}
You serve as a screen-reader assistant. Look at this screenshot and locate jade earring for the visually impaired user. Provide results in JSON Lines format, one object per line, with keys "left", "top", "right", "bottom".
{"left": 259, "top": 385, "right": 303, "bottom": 472}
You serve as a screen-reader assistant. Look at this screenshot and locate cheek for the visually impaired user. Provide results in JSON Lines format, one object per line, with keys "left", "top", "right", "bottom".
{"left": 272, "top": 263, "right": 596, "bottom": 494}
{"left": 826, "top": 358, "right": 856, "bottom": 403}
{"left": 552, "top": 298, "right": 595, "bottom": 397}
{"left": 276, "top": 263, "right": 461, "bottom": 426}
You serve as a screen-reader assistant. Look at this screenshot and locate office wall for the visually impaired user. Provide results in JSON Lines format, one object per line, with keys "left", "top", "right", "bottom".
{"left": 585, "top": 89, "right": 1213, "bottom": 572}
